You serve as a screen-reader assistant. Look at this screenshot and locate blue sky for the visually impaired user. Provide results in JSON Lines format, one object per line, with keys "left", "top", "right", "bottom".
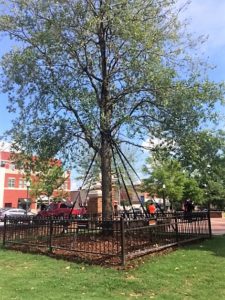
{"left": 0, "top": 1, "right": 225, "bottom": 187}
{"left": 178, "top": 0, "right": 225, "bottom": 82}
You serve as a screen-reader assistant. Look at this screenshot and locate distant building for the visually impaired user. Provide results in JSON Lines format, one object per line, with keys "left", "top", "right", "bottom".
{"left": 111, "top": 181, "right": 150, "bottom": 206}
{"left": 0, "top": 146, "right": 71, "bottom": 210}
{"left": 70, "top": 182, "right": 150, "bottom": 212}
{"left": 70, "top": 189, "right": 89, "bottom": 208}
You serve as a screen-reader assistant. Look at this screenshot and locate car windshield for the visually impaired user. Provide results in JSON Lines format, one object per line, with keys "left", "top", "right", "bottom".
{"left": 59, "top": 203, "right": 68, "bottom": 208}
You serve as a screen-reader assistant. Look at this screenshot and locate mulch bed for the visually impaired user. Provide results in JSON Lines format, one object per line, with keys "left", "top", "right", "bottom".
{"left": 4, "top": 241, "right": 177, "bottom": 270}
{"left": 0, "top": 220, "right": 207, "bottom": 268}
{"left": 3, "top": 230, "right": 179, "bottom": 268}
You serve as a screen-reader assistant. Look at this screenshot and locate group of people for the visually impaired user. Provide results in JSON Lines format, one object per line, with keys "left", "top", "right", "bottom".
{"left": 147, "top": 199, "right": 195, "bottom": 216}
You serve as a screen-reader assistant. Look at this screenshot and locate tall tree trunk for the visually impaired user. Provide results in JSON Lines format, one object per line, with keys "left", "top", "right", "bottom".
{"left": 101, "top": 133, "right": 113, "bottom": 219}
{"left": 98, "top": 1, "right": 112, "bottom": 219}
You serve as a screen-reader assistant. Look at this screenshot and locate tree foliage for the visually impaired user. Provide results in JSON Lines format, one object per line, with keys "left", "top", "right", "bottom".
{"left": 0, "top": 0, "right": 224, "bottom": 216}
{"left": 144, "top": 130, "right": 225, "bottom": 209}
{"left": 142, "top": 157, "right": 203, "bottom": 207}
{"left": 30, "top": 164, "right": 69, "bottom": 203}
{"left": 12, "top": 152, "right": 69, "bottom": 202}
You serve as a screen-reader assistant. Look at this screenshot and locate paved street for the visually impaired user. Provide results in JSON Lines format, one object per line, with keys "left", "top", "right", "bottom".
{"left": 211, "top": 217, "right": 225, "bottom": 235}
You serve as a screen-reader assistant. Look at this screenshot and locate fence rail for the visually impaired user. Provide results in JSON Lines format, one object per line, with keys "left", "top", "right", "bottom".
{"left": 0, "top": 212, "right": 211, "bottom": 265}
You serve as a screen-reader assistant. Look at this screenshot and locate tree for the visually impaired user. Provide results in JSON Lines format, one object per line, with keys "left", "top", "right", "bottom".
{"left": 166, "top": 130, "right": 225, "bottom": 207}
{"left": 12, "top": 152, "right": 69, "bottom": 204}
{"left": 30, "top": 164, "right": 69, "bottom": 205}
{"left": 0, "top": 0, "right": 223, "bottom": 218}
{"left": 76, "top": 146, "right": 136, "bottom": 188}
{"left": 180, "top": 131, "right": 225, "bottom": 207}
{"left": 182, "top": 177, "right": 203, "bottom": 205}
{"left": 142, "top": 157, "right": 203, "bottom": 209}
{"left": 143, "top": 130, "right": 225, "bottom": 209}
{"left": 205, "top": 180, "right": 225, "bottom": 209}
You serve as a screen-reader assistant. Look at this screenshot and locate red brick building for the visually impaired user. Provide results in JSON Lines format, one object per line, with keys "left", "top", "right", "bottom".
{"left": 0, "top": 149, "right": 71, "bottom": 210}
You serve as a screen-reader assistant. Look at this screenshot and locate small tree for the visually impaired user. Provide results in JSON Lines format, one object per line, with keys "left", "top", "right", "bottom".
{"left": 12, "top": 152, "right": 69, "bottom": 205}
{"left": 157, "top": 130, "right": 225, "bottom": 208}
{"left": 30, "top": 165, "right": 69, "bottom": 205}
{"left": 143, "top": 157, "right": 203, "bottom": 209}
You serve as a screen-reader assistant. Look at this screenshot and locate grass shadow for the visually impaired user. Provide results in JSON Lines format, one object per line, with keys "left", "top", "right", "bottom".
{"left": 183, "top": 235, "right": 225, "bottom": 258}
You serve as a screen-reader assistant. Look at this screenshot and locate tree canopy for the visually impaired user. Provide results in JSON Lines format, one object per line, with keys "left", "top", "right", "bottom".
{"left": 143, "top": 130, "right": 225, "bottom": 210}
{"left": 12, "top": 152, "right": 69, "bottom": 204}
{"left": 142, "top": 157, "right": 203, "bottom": 209}
{"left": 0, "top": 0, "right": 224, "bottom": 217}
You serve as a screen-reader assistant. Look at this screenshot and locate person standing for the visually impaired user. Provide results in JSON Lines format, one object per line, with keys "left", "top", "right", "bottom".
{"left": 148, "top": 201, "right": 156, "bottom": 216}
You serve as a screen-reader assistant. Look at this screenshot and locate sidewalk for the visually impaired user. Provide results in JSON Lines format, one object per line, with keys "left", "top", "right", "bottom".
{"left": 211, "top": 217, "right": 225, "bottom": 235}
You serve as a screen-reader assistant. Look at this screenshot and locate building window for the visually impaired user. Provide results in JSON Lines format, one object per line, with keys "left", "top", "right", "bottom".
{"left": 5, "top": 203, "right": 12, "bottom": 208}
{"left": 10, "top": 164, "right": 15, "bottom": 171}
{"left": 19, "top": 179, "right": 25, "bottom": 188}
{"left": 0, "top": 160, "right": 7, "bottom": 167}
{"left": 8, "top": 178, "right": 15, "bottom": 188}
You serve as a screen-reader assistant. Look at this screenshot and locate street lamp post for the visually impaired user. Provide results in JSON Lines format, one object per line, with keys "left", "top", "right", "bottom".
{"left": 203, "top": 183, "right": 211, "bottom": 212}
{"left": 162, "top": 184, "right": 166, "bottom": 211}
{"left": 206, "top": 164, "right": 211, "bottom": 211}
{"left": 26, "top": 181, "right": 31, "bottom": 212}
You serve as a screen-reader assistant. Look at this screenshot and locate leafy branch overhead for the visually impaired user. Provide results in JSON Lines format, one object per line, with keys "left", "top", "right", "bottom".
{"left": 11, "top": 152, "right": 69, "bottom": 201}
{"left": 0, "top": 0, "right": 224, "bottom": 216}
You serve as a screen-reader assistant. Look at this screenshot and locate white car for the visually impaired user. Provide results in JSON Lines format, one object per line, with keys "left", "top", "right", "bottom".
{"left": 0, "top": 208, "right": 35, "bottom": 221}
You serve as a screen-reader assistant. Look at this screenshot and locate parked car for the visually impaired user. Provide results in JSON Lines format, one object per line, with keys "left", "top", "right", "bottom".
{"left": 0, "top": 208, "right": 32, "bottom": 221}
{"left": 0, "top": 208, "right": 10, "bottom": 219}
{"left": 0, "top": 207, "right": 9, "bottom": 213}
{"left": 36, "top": 202, "right": 87, "bottom": 218}
{"left": 129, "top": 207, "right": 143, "bottom": 214}
{"left": 27, "top": 211, "right": 37, "bottom": 216}
{"left": 125, "top": 207, "right": 144, "bottom": 218}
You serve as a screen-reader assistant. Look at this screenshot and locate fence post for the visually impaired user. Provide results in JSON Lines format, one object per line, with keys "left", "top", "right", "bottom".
{"left": 207, "top": 209, "right": 212, "bottom": 239}
{"left": 175, "top": 214, "right": 179, "bottom": 244}
{"left": 2, "top": 215, "right": 7, "bottom": 247}
{"left": 120, "top": 217, "right": 126, "bottom": 266}
{"left": 49, "top": 218, "right": 53, "bottom": 253}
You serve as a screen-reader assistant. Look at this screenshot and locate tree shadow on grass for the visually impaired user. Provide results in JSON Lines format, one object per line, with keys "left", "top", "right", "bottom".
{"left": 183, "top": 235, "right": 225, "bottom": 258}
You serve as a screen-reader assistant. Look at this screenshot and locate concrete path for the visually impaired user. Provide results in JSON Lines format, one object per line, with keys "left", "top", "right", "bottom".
{"left": 211, "top": 217, "right": 225, "bottom": 235}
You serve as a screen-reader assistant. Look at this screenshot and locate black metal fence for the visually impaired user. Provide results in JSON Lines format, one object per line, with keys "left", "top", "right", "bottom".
{"left": 0, "top": 211, "right": 211, "bottom": 265}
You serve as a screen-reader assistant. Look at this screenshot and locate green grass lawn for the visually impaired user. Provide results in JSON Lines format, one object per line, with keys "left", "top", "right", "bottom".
{"left": 0, "top": 236, "right": 225, "bottom": 300}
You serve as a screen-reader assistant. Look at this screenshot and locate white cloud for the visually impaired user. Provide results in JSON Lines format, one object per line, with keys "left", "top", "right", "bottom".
{"left": 178, "top": 0, "right": 225, "bottom": 49}
{"left": 177, "top": 0, "right": 225, "bottom": 80}
{"left": 142, "top": 137, "right": 176, "bottom": 151}
{"left": 0, "top": 141, "right": 11, "bottom": 152}
{"left": 142, "top": 137, "right": 162, "bottom": 150}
